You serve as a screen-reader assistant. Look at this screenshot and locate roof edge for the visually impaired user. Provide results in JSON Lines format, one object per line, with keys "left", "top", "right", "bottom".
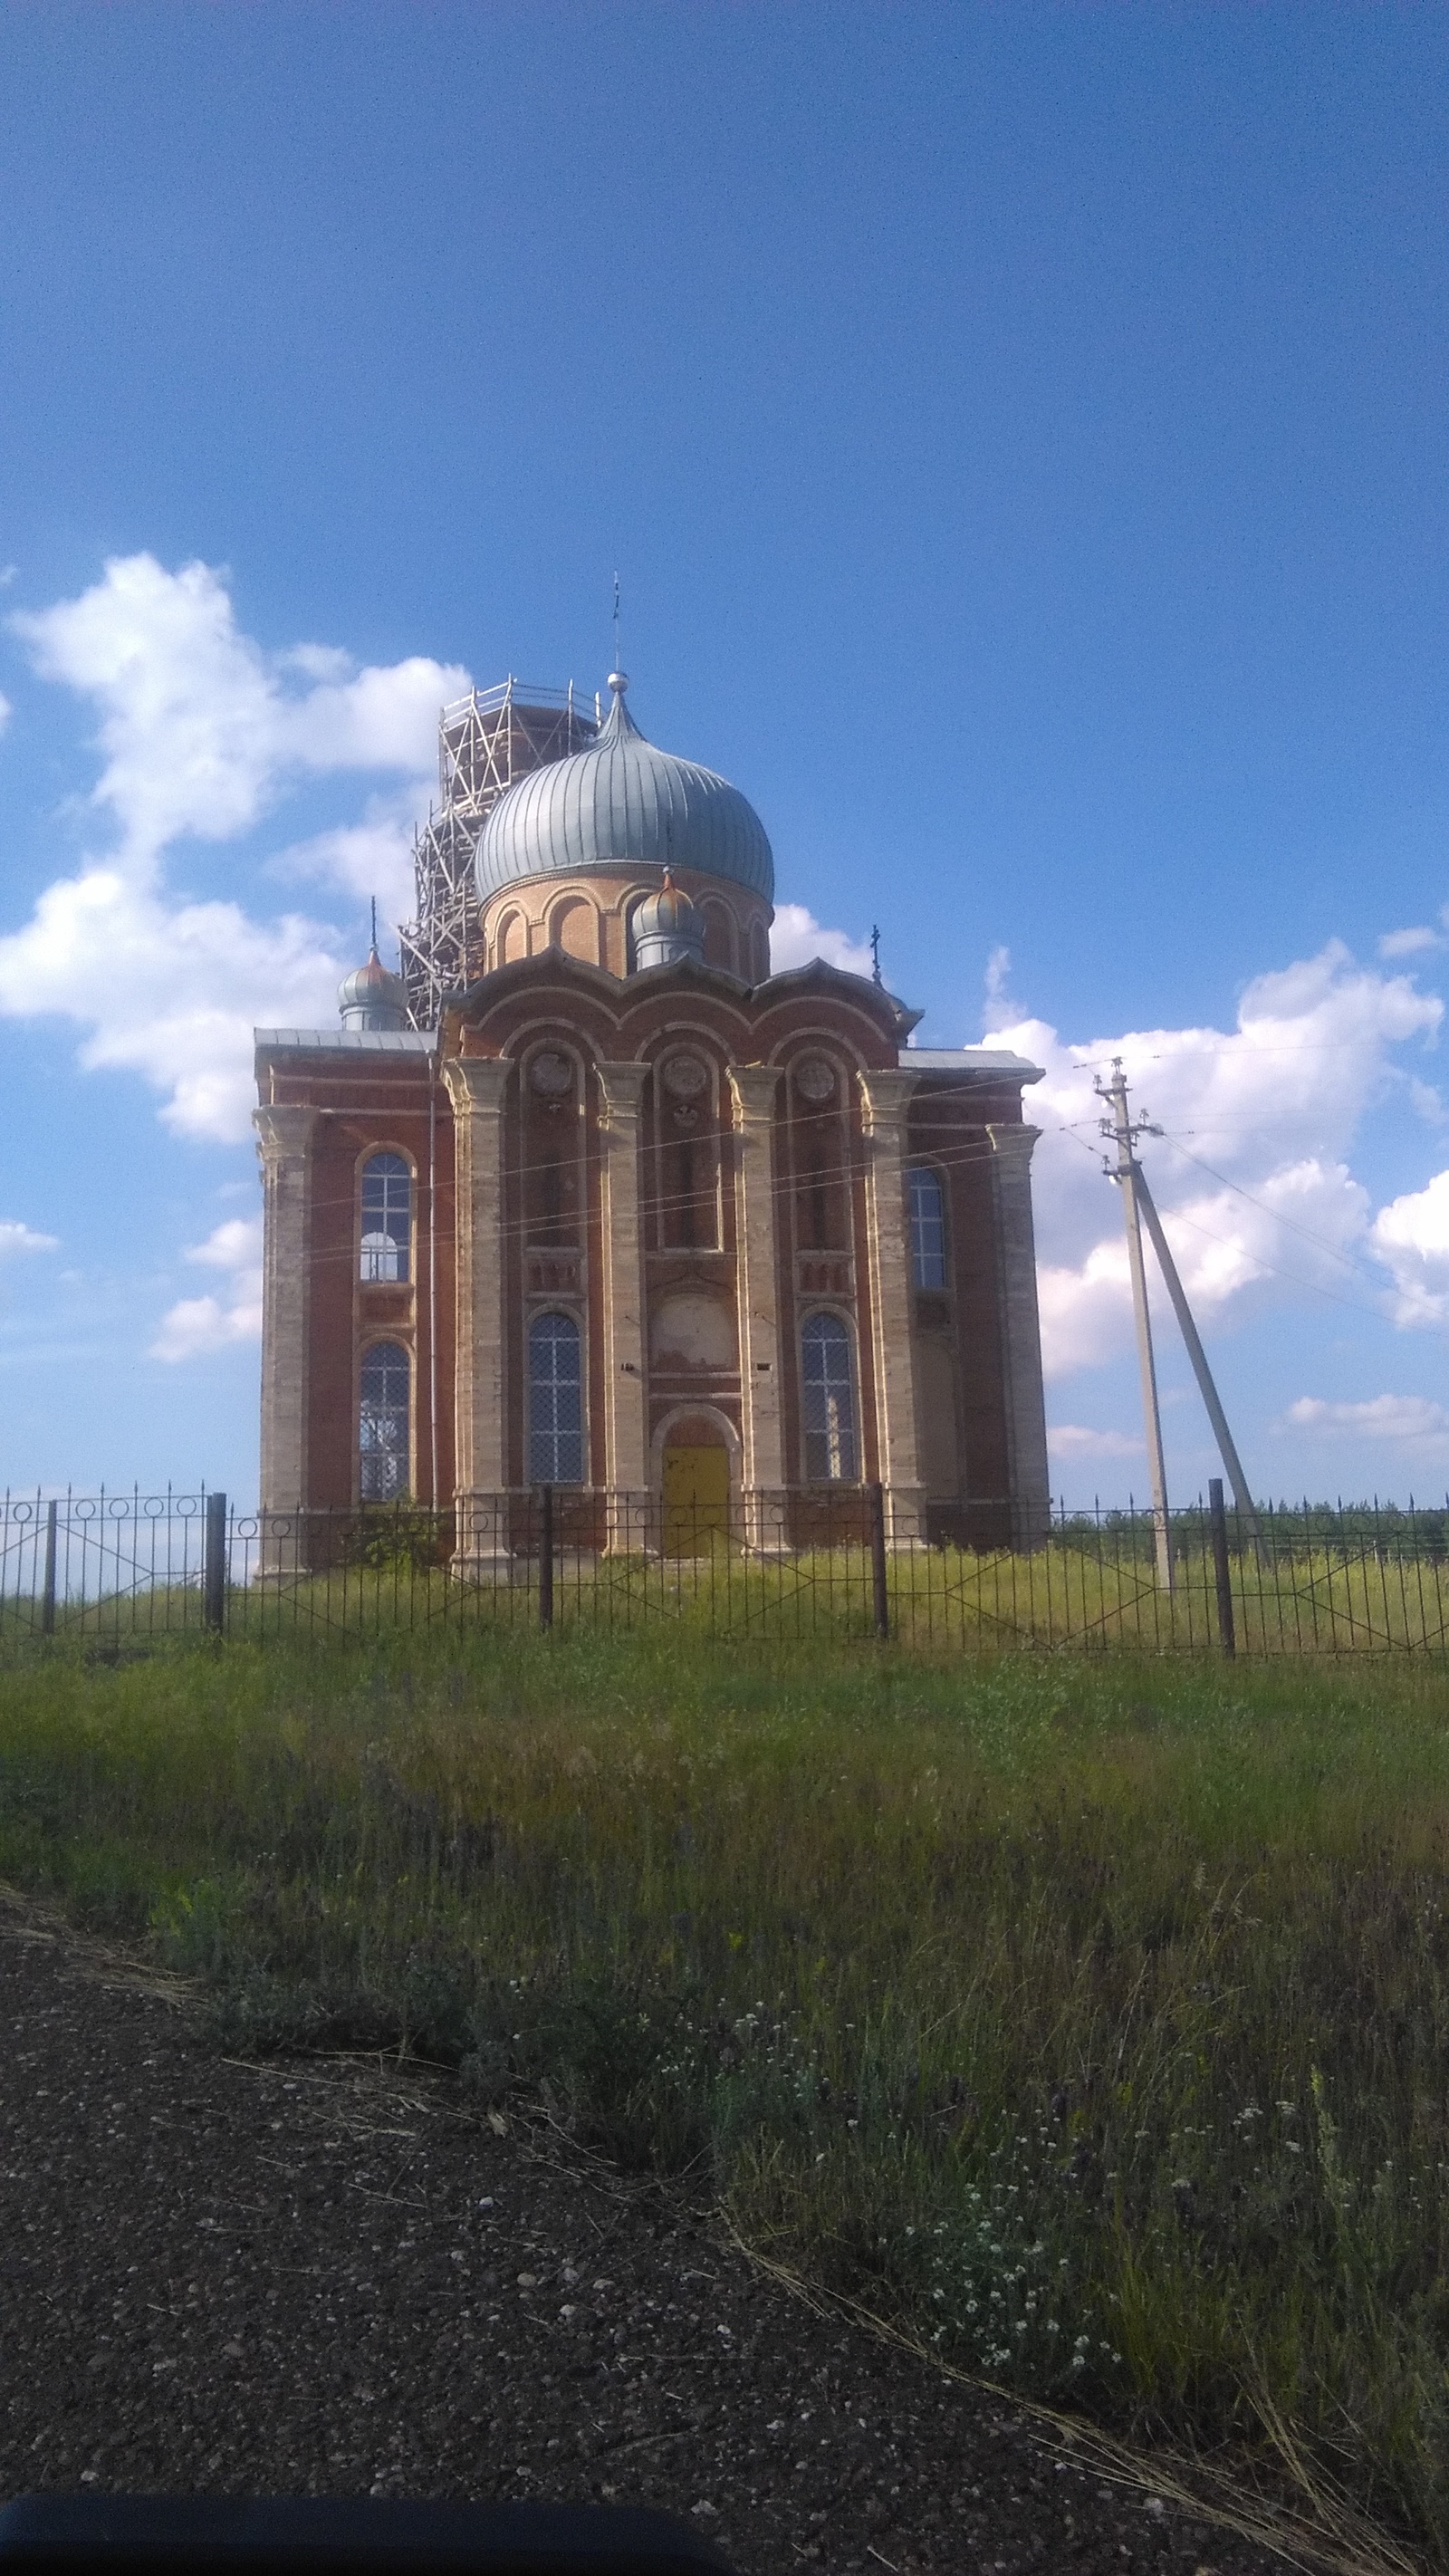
{"left": 901, "top": 1045, "right": 1045, "bottom": 1083}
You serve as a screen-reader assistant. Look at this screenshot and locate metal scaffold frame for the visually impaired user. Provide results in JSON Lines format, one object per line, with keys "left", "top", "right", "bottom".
{"left": 398, "top": 678, "right": 598, "bottom": 1026}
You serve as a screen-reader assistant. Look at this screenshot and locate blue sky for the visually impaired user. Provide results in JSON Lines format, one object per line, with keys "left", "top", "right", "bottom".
{"left": 3, "top": 1, "right": 1449, "bottom": 1505}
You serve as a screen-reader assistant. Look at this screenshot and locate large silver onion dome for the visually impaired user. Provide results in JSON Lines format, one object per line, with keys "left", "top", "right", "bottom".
{"left": 475, "top": 674, "right": 773, "bottom": 904}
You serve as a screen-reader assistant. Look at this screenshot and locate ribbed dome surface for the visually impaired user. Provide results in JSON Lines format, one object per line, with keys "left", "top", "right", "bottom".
{"left": 475, "top": 677, "right": 773, "bottom": 904}
{"left": 338, "top": 947, "right": 408, "bottom": 1030}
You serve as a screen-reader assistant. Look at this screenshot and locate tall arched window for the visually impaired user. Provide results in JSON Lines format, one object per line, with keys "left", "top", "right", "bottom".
{"left": 801, "top": 1312, "right": 857, "bottom": 1483}
{"left": 908, "top": 1165, "right": 947, "bottom": 1289}
{"left": 359, "top": 1341, "right": 409, "bottom": 1500}
{"left": 360, "top": 1153, "right": 411, "bottom": 1283}
{"left": 528, "top": 1311, "right": 584, "bottom": 1485}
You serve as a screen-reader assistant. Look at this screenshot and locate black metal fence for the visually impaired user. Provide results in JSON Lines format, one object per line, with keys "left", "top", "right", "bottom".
{"left": 5, "top": 1482, "right": 1449, "bottom": 1657}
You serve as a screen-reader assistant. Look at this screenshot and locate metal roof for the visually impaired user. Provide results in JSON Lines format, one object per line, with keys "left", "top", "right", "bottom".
{"left": 254, "top": 1029, "right": 437, "bottom": 1053}
{"left": 476, "top": 677, "right": 774, "bottom": 904}
{"left": 901, "top": 1047, "right": 1044, "bottom": 1081}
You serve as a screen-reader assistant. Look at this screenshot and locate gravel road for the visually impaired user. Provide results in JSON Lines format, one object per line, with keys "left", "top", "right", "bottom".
{"left": 0, "top": 1911, "right": 1319, "bottom": 2575}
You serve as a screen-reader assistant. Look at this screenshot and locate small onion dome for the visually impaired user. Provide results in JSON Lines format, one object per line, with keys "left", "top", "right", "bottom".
{"left": 338, "top": 946, "right": 408, "bottom": 1032}
{"left": 633, "top": 869, "right": 705, "bottom": 972}
{"left": 476, "top": 671, "right": 773, "bottom": 903}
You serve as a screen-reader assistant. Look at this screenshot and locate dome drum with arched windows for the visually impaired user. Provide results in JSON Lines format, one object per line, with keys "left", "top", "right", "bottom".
{"left": 254, "top": 649, "right": 1051, "bottom": 1574}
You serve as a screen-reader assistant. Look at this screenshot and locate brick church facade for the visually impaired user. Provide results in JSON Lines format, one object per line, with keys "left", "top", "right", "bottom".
{"left": 254, "top": 673, "right": 1050, "bottom": 1558}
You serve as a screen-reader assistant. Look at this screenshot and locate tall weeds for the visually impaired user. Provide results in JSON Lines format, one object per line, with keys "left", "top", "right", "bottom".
{"left": 2, "top": 1632, "right": 1448, "bottom": 2551}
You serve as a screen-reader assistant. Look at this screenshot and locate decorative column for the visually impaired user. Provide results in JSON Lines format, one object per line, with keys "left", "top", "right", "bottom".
{"left": 442, "top": 1057, "right": 513, "bottom": 1565}
{"left": 729, "top": 1065, "right": 786, "bottom": 1547}
{"left": 987, "top": 1122, "right": 1051, "bottom": 1549}
{"left": 254, "top": 1103, "right": 319, "bottom": 1575}
{"left": 858, "top": 1067, "right": 926, "bottom": 1541}
{"left": 595, "top": 1062, "right": 651, "bottom": 1547}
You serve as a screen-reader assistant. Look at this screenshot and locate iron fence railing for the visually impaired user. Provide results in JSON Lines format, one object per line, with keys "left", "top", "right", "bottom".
{"left": 5, "top": 1483, "right": 1449, "bottom": 1657}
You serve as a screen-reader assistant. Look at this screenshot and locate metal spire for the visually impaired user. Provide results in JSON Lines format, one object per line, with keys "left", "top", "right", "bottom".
{"left": 869, "top": 924, "right": 883, "bottom": 987}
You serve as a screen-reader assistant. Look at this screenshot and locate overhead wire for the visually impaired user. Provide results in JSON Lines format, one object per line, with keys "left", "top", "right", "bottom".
{"left": 258, "top": 1063, "right": 1411, "bottom": 1331}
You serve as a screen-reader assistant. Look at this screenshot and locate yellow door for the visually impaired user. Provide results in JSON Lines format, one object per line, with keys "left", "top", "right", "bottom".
{"left": 662, "top": 1446, "right": 732, "bottom": 1553}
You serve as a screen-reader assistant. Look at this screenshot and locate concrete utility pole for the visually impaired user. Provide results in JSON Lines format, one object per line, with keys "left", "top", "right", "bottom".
{"left": 1097, "top": 1059, "right": 1263, "bottom": 1582}
{"left": 1130, "top": 1169, "right": 1262, "bottom": 1544}
{"left": 1097, "top": 1061, "right": 1174, "bottom": 1590}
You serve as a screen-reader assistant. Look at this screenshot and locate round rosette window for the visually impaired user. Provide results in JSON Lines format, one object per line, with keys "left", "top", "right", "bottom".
{"left": 661, "top": 1053, "right": 709, "bottom": 1126}
{"left": 793, "top": 1054, "right": 837, "bottom": 1103}
{"left": 529, "top": 1050, "right": 574, "bottom": 1099}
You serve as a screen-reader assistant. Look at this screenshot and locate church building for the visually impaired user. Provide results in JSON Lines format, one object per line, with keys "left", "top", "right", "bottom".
{"left": 253, "top": 671, "right": 1051, "bottom": 1559}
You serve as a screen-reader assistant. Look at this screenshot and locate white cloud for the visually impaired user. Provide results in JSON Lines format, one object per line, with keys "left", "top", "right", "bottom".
{"left": 986, "top": 940, "right": 1442, "bottom": 1379}
{"left": 150, "top": 1214, "right": 262, "bottom": 1362}
{"left": 771, "top": 903, "right": 876, "bottom": 979}
{"left": 1283, "top": 1394, "right": 1449, "bottom": 1457}
{"left": 0, "top": 691, "right": 11, "bottom": 735}
{"left": 1048, "top": 1423, "right": 1143, "bottom": 1459}
{"left": 1371, "top": 1169, "right": 1449, "bottom": 1326}
{"left": 9, "top": 554, "right": 466, "bottom": 876}
{"left": 0, "top": 868, "right": 342, "bottom": 1140}
{"left": 1378, "top": 926, "right": 1443, "bottom": 960}
{"left": 0, "top": 555, "right": 467, "bottom": 1136}
{"left": 269, "top": 796, "right": 417, "bottom": 919}
{"left": 984, "top": 943, "right": 1014, "bottom": 1015}
{"left": 0, "top": 1219, "right": 58, "bottom": 1256}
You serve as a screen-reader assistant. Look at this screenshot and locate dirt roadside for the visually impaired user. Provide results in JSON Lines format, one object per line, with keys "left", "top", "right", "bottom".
{"left": 0, "top": 1912, "right": 1395, "bottom": 2576}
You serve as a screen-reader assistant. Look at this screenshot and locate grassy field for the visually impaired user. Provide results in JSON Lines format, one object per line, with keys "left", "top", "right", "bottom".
{"left": 2, "top": 1629, "right": 1448, "bottom": 2556}
{"left": 11, "top": 1517, "right": 1449, "bottom": 1659}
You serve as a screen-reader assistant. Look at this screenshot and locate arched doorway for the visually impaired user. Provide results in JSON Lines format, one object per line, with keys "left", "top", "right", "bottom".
{"left": 661, "top": 1414, "right": 732, "bottom": 1554}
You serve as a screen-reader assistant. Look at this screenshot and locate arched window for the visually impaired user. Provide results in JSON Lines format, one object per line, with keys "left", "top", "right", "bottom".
{"left": 528, "top": 1311, "right": 584, "bottom": 1485}
{"left": 801, "top": 1312, "right": 857, "bottom": 1483}
{"left": 908, "top": 1166, "right": 947, "bottom": 1289}
{"left": 360, "top": 1152, "right": 410, "bottom": 1283}
{"left": 359, "top": 1341, "right": 409, "bottom": 1500}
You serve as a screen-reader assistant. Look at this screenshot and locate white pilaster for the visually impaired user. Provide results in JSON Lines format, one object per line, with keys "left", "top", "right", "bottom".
{"left": 987, "top": 1122, "right": 1051, "bottom": 1548}
{"left": 857, "top": 1066, "right": 926, "bottom": 1538}
{"left": 254, "top": 1103, "right": 319, "bottom": 1573}
{"left": 595, "top": 1062, "right": 650, "bottom": 1543}
{"left": 729, "top": 1064, "right": 786, "bottom": 1543}
{"left": 443, "top": 1058, "right": 513, "bottom": 1562}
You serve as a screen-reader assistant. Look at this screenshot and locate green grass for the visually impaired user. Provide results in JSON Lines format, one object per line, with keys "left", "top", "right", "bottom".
{"left": 3, "top": 1628, "right": 1448, "bottom": 2554}
{"left": 12, "top": 1526, "right": 1449, "bottom": 1658}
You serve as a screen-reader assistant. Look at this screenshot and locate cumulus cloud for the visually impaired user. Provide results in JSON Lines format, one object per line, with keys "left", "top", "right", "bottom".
{"left": 1371, "top": 1170, "right": 1449, "bottom": 1326}
{"left": 0, "top": 1219, "right": 58, "bottom": 1256}
{"left": 986, "top": 940, "right": 1442, "bottom": 1379}
{"left": 1048, "top": 1424, "right": 1143, "bottom": 1460}
{"left": 0, "top": 869, "right": 342, "bottom": 1140}
{"left": 0, "top": 554, "right": 468, "bottom": 1136}
{"left": 984, "top": 943, "right": 1015, "bottom": 1017}
{"left": 9, "top": 554, "right": 466, "bottom": 874}
{"left": 1379, "top": 926, "right": 1443, "bottom": 960}
{"left": 150, "top": 1215, "right": 263, "bottom": 1362}
{"left": 268, "top": 797, "right": 418, "bottom": 918}
{"left": 1283, "top": 1394, "right": 1449, "bottom": 1459}
{"left": 771, "top": 903, "right": 876, "bottom": 979}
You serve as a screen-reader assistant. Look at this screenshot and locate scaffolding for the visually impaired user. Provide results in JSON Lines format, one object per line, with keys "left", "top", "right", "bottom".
{"left": 399, "top": 678, "right": 598, "bottom": 1025}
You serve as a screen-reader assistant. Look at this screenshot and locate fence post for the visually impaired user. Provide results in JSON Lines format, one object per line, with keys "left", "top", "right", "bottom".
{"left": 41, "top": 1499, "right": 58, "bottom": 1637}
{"left": 868, "top": 1480, "right": 889, "bottom": 1640}
{"left": 538, "top": 1485, "right": 554, "bottom": 1631}
{"left": 1208, "top": 1476, "right": 1235, "bottom": 1659}
{"left": 203, "top": 1490, "right": 227, "bottom": 1634}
